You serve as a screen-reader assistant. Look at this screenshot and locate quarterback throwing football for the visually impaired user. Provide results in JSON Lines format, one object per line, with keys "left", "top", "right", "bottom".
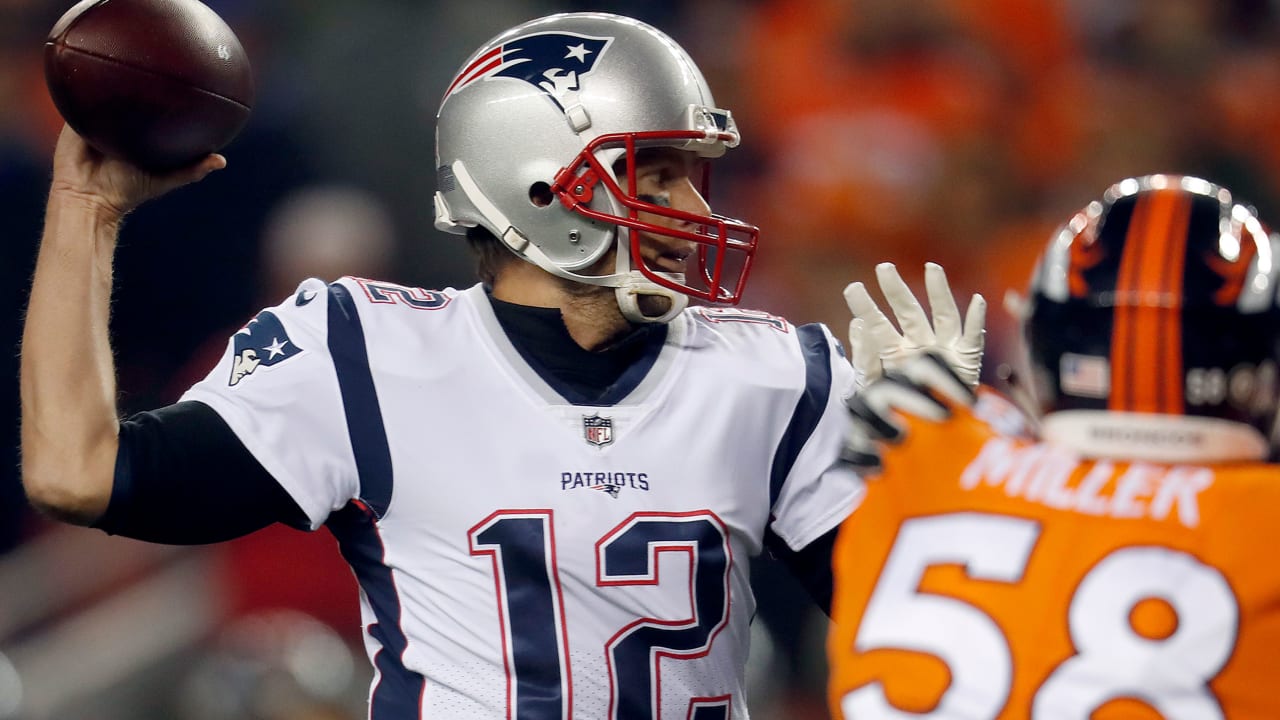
{"left": 21, "top": 11, "right": 985, "bottom": 720}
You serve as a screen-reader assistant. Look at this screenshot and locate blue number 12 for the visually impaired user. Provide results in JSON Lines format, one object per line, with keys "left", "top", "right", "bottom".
{"left": 469, "top": 510, "right": 732, "bottom": 720}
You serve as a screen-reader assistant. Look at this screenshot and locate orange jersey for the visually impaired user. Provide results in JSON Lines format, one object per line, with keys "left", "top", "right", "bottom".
{"left": 827, "top": 392, "right": 1280, "bottom": 719}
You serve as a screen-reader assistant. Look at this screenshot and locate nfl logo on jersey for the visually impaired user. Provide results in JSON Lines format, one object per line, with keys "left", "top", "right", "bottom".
{"left": 583, "top": 414, "right": 614, "bottom": 447}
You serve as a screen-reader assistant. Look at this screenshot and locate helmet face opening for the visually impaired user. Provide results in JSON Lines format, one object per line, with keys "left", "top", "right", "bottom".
{"left": 551, "top": 130, "right": 759, "bottom": 304}
{"left": 1023, "top": 174, "right": 1280, "bottom": 440}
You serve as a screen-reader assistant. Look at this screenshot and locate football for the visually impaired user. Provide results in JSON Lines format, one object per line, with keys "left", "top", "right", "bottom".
{"left": 44, "top": 0, "right": 255, "bottom": 171}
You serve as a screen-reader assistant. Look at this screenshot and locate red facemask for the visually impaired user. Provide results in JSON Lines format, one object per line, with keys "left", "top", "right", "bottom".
{"left": 552, "top": 130, "right": 759, "bottom": 304}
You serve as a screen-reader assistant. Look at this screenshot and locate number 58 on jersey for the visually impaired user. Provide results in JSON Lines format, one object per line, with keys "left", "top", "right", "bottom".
{"left": 827, "top": 406, "right": 1280, "bottom": 720}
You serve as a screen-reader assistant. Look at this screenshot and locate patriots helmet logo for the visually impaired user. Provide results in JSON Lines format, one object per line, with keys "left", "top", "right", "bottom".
{"left": 445, "top": 32, "right": 613, "bottom": 111}
{"left": 229, "top": 311, "right": 302, "bottom": 386}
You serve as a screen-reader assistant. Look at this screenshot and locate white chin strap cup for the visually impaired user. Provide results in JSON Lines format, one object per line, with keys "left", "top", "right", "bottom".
{"left": 612, "top": 243, "right": 688, "bottom": 324}
{"left": 615, "top": 274, "right": 688, "bottom": 324}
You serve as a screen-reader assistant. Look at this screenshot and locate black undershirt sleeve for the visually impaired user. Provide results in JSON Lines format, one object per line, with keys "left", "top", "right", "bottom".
{"left": 93, "top": 400, "right": 311, "bottom": 544}
{"left": 764, "top": 525, "right": 838, "bottom": 616}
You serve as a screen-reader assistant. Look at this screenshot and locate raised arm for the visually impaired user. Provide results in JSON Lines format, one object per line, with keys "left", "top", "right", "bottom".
{"left": 20, "top": 126, "right": 224, "bottom": 524}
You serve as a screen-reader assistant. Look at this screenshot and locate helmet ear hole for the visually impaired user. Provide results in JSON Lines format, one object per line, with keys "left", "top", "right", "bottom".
{"left": 528, "top": 182, "right": 554, "bottom": 208}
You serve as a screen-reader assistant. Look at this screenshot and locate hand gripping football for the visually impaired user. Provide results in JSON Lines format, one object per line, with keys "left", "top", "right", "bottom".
{"left": 44, "top": 0, "right": 255, "bottom": 171}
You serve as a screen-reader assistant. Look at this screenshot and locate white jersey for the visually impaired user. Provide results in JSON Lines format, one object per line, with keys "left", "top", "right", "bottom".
{"left": 183, "top": 278, "right": 862, "bottom": 720}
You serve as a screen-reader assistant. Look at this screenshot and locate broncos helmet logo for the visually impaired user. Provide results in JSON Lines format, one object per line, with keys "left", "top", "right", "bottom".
{"left": 229, "top": 311, "right": 303, "bottom": 386}
{"left": 1206, "top": 235, "right": 1261, "bottom": 307}
{"left": 444, "top": 31, "right": 613, "bottom": 111}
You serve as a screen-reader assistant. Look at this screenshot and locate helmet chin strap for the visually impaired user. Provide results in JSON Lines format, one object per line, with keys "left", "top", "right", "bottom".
{"left": 518, "top": 229, "right": 688, "bottom": 323}
{"left": 449, "top": 160, "right": 689, "bottom": 324}
{"left": 611, "top": 240, "right": 689, "bottom": 324}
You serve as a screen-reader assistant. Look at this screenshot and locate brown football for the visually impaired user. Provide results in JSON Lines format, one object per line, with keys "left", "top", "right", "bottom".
{"left": 44, "top": 0, "right": 255, "bottom": 171}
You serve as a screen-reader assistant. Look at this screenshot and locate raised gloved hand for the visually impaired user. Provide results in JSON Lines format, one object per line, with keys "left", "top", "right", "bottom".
{"left": 840, "top": 352, "right": 976, "bottom": 472}
{"left": 843, "top": 262, "right": 986, "bottom": 390}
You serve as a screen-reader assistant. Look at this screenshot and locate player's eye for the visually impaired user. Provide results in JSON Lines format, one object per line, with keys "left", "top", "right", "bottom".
{"left": 634, "top": 168, "right": 666, "bottom": 189}
{"left": 651, "top": 165, "right": 683, "bottom": 187}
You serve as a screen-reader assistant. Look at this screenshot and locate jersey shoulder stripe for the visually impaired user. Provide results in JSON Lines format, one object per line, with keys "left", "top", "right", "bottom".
{"left": 770, "top": 323, "right": 835, "bottom": 505}
{"left": 327, "top": 283, "right": 395, "bottom": 518}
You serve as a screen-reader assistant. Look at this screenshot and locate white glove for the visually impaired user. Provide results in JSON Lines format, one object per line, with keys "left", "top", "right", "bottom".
{"left": 843, "top": 262, "right": 986, "bottom": 389}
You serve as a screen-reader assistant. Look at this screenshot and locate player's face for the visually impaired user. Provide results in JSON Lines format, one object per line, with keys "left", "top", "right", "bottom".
{"left": 617, "top": 147, "right": 710, "bottom": 273}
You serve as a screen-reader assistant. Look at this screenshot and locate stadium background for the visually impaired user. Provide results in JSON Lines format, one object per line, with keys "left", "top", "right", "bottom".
{"left": 1, "top": 0, "right": 1278, "bottom": 717}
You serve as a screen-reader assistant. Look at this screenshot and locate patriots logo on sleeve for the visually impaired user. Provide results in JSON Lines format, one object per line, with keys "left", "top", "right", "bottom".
{"left": 229, "top": 311, "right": 303, "bottom": 386}
{"left": 444, "top": 32, "right": 612, "bottom": 111}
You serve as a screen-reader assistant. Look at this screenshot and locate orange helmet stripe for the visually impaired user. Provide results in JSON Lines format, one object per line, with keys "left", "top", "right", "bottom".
{"left": 1110, "top": 195, "right": 1147, "bottom": 411}
{"left": 1110, "top": 190, "right": 1191, "bottom": 414}
{"left": 1159, "top": 194, "right": 1190, "bottom": 414}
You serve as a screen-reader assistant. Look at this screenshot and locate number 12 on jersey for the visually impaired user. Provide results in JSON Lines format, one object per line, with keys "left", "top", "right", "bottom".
{"left": 469, "top": 509, "right": 733, "bottom": 720}
{"left": 840, "top": 512, "right": 1238, "bottom": 719}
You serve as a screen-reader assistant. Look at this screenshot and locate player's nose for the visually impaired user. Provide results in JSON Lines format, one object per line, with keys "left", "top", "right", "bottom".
{"left": 670, "top": 178, "right": 710, "bottom": 222}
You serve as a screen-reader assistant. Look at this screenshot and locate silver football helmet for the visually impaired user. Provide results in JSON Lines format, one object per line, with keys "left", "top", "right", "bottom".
{"left": 434, "top": 12, "right": 759, "bottom": 323}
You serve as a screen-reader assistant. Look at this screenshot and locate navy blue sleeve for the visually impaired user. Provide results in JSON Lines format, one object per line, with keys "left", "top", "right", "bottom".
{"left": 94, "top": 400, "right": 311, "bottom": 544}
{"left": 764, "top": 525, "right": 836, "bottom": 616}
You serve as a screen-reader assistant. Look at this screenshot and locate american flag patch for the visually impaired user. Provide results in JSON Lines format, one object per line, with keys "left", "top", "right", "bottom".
{"left": 1060, "top": 352, "right": 1110, "bottom": 398}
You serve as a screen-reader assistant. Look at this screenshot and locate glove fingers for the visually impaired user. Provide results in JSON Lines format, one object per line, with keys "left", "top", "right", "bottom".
{"left": 839, "top": 418, "right": 884, "bottom": 473}
{"left": 875, "top": 262, "right": 934, "bottom": 347}
{"left": 843, "top": 281, "right": 904, "bottom": 350}
{"left": 899, "top": 352, "right": 978, "bottom": 409}
{"left": 845, "top": 390, "right": 907, "bottom": 442}
{"left": 924, "top": 262, "right": 962, "bottom": 345}
{"left": 848, "top": 317, "right": 881, "bottom": 386}
{"left": 849, "top": 374, "right": 949, "bottom": 445}
{"left": 962, "top": 293, "right": 988, "bottom": 353}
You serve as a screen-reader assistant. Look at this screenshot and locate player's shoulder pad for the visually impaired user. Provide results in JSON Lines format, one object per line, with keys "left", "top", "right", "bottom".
{"left": 685, "top": 307, "right": 847, "bottom": 392}
{"left": 689, "top": 305, "right": 825, "bottom": 361}
{"left": 249, "top": 277, "right": 336, "bottom": 334}
{"left": 684, "top": 305, "right": 804, "bottom": 345}
{"left": 243, "top": 277, "right": 330, "bottom": 330}
{"left": 280, "top": 276, "right": 328, "bottom": 313}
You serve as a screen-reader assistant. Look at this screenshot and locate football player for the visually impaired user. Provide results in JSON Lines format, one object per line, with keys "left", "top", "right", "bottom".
{"left": 22, "top": 12, "right": 981, "bottom": 720}
{"left": 827, "top": 174, "right": 1280, "bottom": 718}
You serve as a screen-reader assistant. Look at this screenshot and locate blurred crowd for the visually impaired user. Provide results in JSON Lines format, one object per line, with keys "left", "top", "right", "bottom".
{"left": 2, "top": 0, "right": 1278, "bottom": 718}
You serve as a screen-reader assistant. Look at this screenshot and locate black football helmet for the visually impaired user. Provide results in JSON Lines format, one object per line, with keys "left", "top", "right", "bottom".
{"left": 1023, "top": 175, "right": 1280, "bottom": 461}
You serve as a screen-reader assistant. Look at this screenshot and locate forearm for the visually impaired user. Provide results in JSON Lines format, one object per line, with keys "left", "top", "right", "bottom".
{"left": 20, "top": 191, "right": 124, "bottom": 523}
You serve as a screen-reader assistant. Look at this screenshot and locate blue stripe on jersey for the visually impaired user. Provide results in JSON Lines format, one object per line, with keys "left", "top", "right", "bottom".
{"left": 326, "top": 284, "right": 422, "bottom": 716}
{"left": 327, "top": 283, "right": 394, "bottom": 518}
{"left": 768, "top": 324, "right": 833, "bottom": 507}
{"left": 328, "top": 502, "right": 425, "bottom": 718}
